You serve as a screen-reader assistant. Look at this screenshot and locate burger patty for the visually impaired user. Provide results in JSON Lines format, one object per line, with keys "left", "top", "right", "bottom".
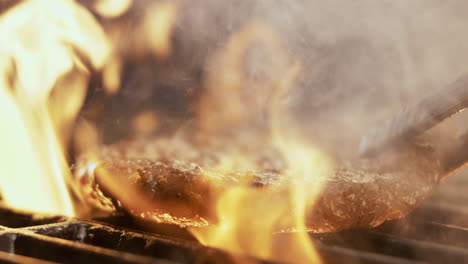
{"left": 76, "top": 136, "right": 442, "bottom": 233}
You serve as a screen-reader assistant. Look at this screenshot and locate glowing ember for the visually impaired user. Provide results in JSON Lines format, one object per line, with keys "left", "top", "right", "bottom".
{"left": 0, "top": 0, "right": 110, "bottom": 215}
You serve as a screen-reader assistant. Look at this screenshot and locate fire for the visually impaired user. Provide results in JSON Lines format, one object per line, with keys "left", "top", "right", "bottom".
{"left": 189, "top": 23, "right": 333, "bottom": 263}
{"left": 75, "top": 16, "right": 332, "bottom": 262}
{"left": 0, "top": 0, "right": 334, "bottom": 262}
{"left": 143, "top": 1, "right": 178, "bottom": 58}
{"left": 93, "top": 0, "right": 133, "bottom": 18}
{"left": 190, "top": 140, "right": 332, "bottom": 263}
{"left": 0, "top": 0, "right": 110, "bottom": 215}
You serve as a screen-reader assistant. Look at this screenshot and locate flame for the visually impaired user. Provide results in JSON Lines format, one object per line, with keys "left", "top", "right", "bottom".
{"left": 190, "top": 141, "right": 332, "bottom": 263}
{"left": 93, "top": 0, "right": 133, "bottom": 18}
{"left": 142, "top": 1, "right": 178, "bottom": 58}
{"left": 0, "top": 0, "right": 335, "bottom": 261}
{"left": 102, "top": 55, "right": 122, "bottom": 95}
{"left": 67, "top": 4, "right": 331, "bottom": 262}
{"left": 0, "top": 0, "right": 110, "bottom": 215}
{"left": 189, "top": 22, "right": 333, "bottom": 263}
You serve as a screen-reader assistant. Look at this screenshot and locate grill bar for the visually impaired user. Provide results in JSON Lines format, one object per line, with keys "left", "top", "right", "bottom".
{"left": 0, "top": 230, "right": 170, "bottom": 264}
{"left": 0, "top": 206, "right": 431, "bottom": 264}
{"left": 374, "top": 219, "right": 468, "bottom": 248}
{"left": 0, "top": 251, "right": 57, "bottom": 264}
{"left": 315, "top": 229, "right": 468, "bottom": 264}
{"left": 0, "top": 173, "right": 466, "bottom": 263}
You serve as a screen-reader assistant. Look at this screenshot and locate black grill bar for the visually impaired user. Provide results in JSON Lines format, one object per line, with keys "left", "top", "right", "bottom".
{"left": 315, "top": 244, "right": 426, "bottom": 264}
{"left": 314, "top": 229, "right": 468, "bottom": 264}
{"left": 0, "top": 206, "right": 431, "bottom": 264}
{"left": 0, "top": 208, "right": 67, "bottom": 228}
{"left": 0, "top": 251, "right": 56, "bottom": 264}
{"left": 373, "top": 219, "right": 468, "bottom": 248}
{"left": 0, "top": 230, "right": 170, "bottom": 264}
{"left": 0, "top": 173, "right": 467, "bottom": 263}
{"left": 20, "top": 219, "right": 421, "bottom": 264}
{"left": 24, "top": 221, "right": 256, "bottom": 264}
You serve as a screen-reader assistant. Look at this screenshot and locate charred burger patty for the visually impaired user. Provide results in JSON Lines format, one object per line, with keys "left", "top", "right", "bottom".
{"left": 77, "top": 136, "right": 442, "bottom": 233}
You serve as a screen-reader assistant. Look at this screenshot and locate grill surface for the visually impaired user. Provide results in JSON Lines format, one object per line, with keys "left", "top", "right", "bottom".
{"left": 0, "top": 173, "right": 466, "bottom": 263}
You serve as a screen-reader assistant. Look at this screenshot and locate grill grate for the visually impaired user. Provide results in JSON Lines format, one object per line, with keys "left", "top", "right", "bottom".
{"left": 0, "top": 174, "right": 466, "bottom": 264}
{"left": 0, "top": 208, "right": 416, "bottom": 264}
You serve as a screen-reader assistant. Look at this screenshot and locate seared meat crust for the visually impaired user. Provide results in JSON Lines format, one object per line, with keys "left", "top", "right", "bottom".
{"left": 77, "top": 137, "right": 442, "bottom": 233}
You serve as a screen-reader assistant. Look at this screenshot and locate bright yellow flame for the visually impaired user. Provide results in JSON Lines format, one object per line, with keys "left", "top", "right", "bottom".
{"left": 93, "top": 0, "right": 133, "bottom": 18}
{"left": 190, "top": 140, "right": 332, "bottom": 263}
{"left": 0, "top": 0, "right": 110, "bottom": 215}
{"left": 102, "top": 55, "right": 122, "bottom": 95}
{"left": 143, "top": 1, "right": 178, "bottom": 58}
{"left": 189, "top": 22, "right": 332, "bottom": 263}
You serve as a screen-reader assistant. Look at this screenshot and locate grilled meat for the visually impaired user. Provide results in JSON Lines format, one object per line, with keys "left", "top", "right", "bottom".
{"left": 77, "top": 136, "right": 442, "bottom": 233}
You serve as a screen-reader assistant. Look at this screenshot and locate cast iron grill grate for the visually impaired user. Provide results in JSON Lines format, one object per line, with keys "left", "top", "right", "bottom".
{"left": 0, "top": 174, "right": 466, "bottom": 264}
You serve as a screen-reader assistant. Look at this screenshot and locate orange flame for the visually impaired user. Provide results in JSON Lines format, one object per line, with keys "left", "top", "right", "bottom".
{"left": 0, "top": 0, "right": 110, "bottom": 215}
{"left": 72, "top": 6, "right": 331, "bottom": 263}
{"left": 143, "top": 1, "right": 178, "bottom": 58}
{"left": 189, "top": 22, "right": 332, "bottom": 263}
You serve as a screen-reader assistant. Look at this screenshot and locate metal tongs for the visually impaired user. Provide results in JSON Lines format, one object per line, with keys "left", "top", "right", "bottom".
{"left": 359, "top": 72, "right": 468, "bottom": 160}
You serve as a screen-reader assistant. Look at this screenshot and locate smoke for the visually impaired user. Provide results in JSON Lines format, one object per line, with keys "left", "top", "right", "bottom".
{"left": 84, "top": 0, "right": 468, "bottom": 160}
